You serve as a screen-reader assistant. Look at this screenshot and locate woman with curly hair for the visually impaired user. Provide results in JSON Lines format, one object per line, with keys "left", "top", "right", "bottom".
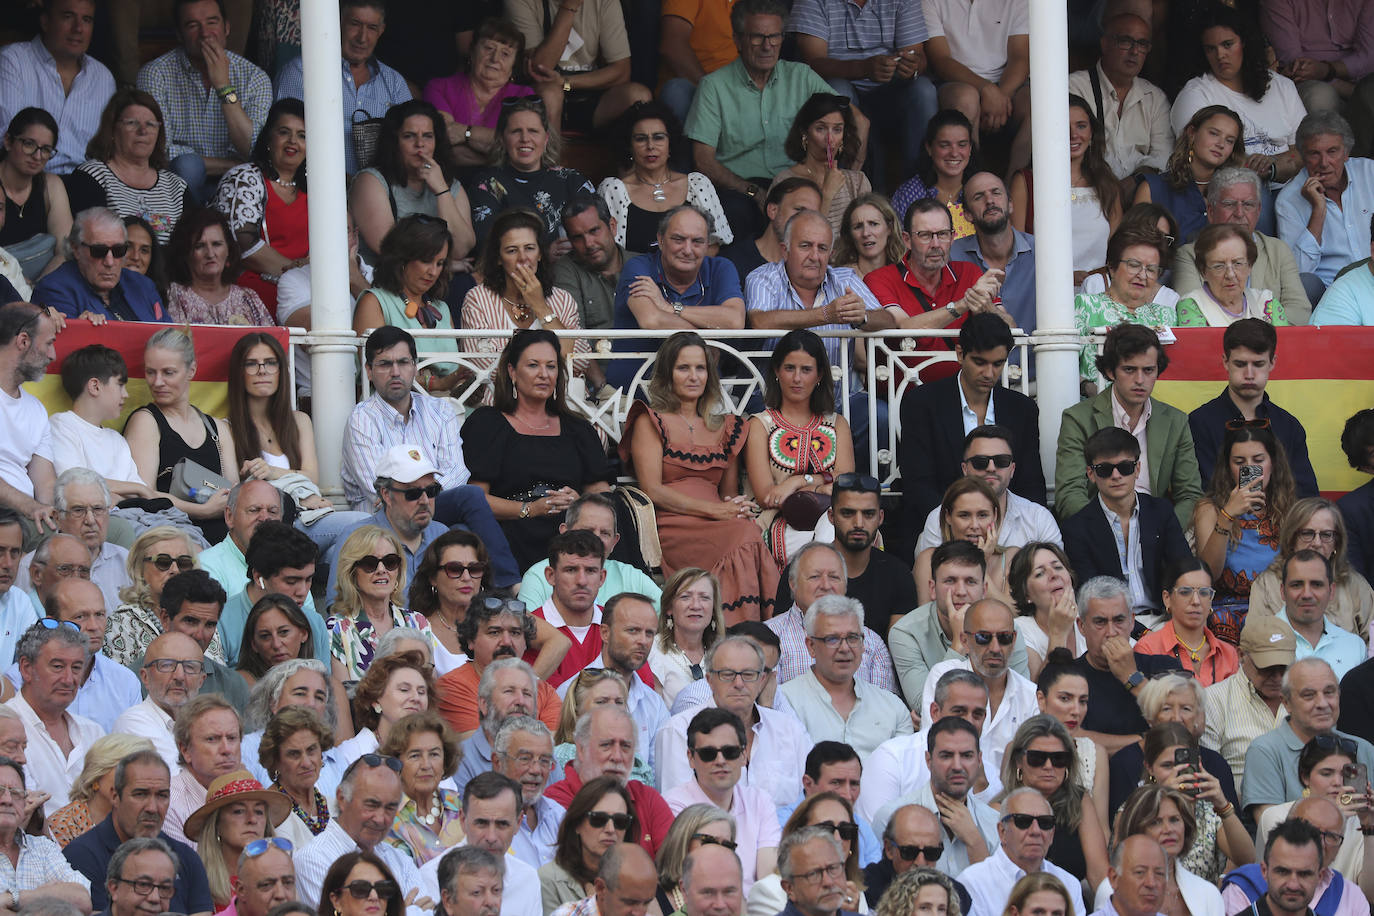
{"left": 258, "top": 705, "right": 336, "bottom": 847}
{"left": 831, "top": 194, "right": 903, "bottom": 277}
{"left": 771, "top": 94, "right": 871, "bottom": 237}
{"left": 875, "top": 867, "right": 961, "bottom": 916}
{"left": 379, "top": 710, "right": 463, "bottom": 866}
{"left": 1135, "top": 106, "right": 1245, "bottom": 242}
{"left": 335, "top": 650, "right": 435, "bottom": 766}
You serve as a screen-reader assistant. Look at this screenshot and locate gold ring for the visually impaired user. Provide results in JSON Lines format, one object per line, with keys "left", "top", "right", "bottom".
{"left": 1341, "top": 792, "right": 1355, "bottom": 806}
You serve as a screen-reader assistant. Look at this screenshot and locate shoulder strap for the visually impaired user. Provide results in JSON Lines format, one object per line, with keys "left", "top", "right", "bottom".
{"left": 1088, "top": 66, "right": 1106, "bottom": 122}
{"left": 1314, "top": 869, "right": 1344, "bottom": 916}
{"left": 542, "top": 0, "right": 553, "bottom": 38}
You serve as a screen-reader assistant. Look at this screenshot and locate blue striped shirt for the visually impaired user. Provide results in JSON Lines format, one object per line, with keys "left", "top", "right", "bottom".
{"left": 339, "top": 390, "right": 470, "bottom": 511}
{"left": 0, "top": 36, "right": 114, "bottom": 174}
{"left": 137, "top": 47, "right": 272, "bottom": 161}
{"left": 744, "top": 259, "right": 884, "bottom": 368}
{"left": 788, "top": 0, "right": 929, "bottom": 90}
{"left": 275, "top": 56, "right": 413, "bottom": 174}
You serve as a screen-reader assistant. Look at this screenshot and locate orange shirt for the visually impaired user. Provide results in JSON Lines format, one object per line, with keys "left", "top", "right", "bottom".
{"left": 1135, "top": 620, "right": 1239, "bottom": 686}
{"left": 435, "top": 662, "right": 563, "bottom": 734}
{"left": 661, "top": 0, "right": 739, "bottom": 77}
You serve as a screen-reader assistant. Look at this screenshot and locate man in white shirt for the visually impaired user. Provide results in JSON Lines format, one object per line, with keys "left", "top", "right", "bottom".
{"left": 112, "top": 631, "right": 206, "bottom": 770}
{"left": 420, "top": 772, "right": 540, "bottom": 916}
{"left": 492, "top": 716, "right": 565, "bottom": 869}
{"left": 958, "top": 788, "right": 1084, "bottom": 916}
{"left": 1067, "top": 13, "right": 1171, "bottom": 180}
{"left": 780, "top": 595, "right": 912, "bottom": 761}
{"left": 47, "top": 344, "right": 151, "bottom": 497}
{"left": 16, "top": 469, "right": 130, "bottom": 612}
{"left": 0, "top": 304, "right": 58, "bottom": 536}
{"left": 6, "top": 617, "right": 102, "bottom": 815}
{"left": 1089, "top": 836, "right": 1168, "bottom": 916}
{"left": 0, "top": 512, "right": 35, "bottom": 669}
{"left": 163, "top": 693, "right": 242, "bottom": 847}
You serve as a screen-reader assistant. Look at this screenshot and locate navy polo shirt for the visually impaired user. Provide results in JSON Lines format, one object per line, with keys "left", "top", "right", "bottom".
{"left": 62, "top": 814, "right": 212, "bottom": 913}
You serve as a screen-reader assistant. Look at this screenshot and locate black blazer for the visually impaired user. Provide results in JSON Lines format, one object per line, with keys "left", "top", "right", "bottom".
{"left": 897, "top": 375, "right": 1047, "bottom": 530}
{"left": 1061, "top": 492, "right": 1193, "bottom": 600}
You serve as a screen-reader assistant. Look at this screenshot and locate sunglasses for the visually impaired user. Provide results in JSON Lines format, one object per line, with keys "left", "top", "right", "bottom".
{"left": 833, "top": 472, "right": 879, "bottom": 492}
{"left": 1002, "top": 813, "right": 1057, "bottom": 831}
{"left": 353, "top": 553, "right": 402, "bottom": 574}
{"left": 501, "top": 95, "right": 546, "bottom": 110}
{"left": 1314, "top": 735, "right": 1359, "bottom": 756}
{"left": 478, "top": 595, "right": 528, "bottom": 615}
{"left": 145, "top": 553, "right": 195, "bottom": 572}
{"left": 343, "top": 880, "right": 399, "bottom": 900}
{"left": 1225, "top": 417, "right": 1271, "bottom": 431}
{"left": 82, "top": 242, "right": 130, "bottom": 260}
{"left": 1090, "top": 460, "right": 1138, "bottom": 477}
{"left": 815, "top": 820, "right": 860, "bottom": 842}
{"left": 38, "top": 618, "right": 80, "bottom": 633}
{"left": 244, "top": 837, "right": 293, "bottom": 857}
{"left": 965, "top": 454, "right": 1013, "bottom": 470}
{"left": 441, "top": 562, "right": 488, "bottom": 579}
{"left": 586, "top": 811, "right": 633, "bottom": 830}
{"left": 351, "top": 753, "right": 403, "bottom": 775}
{"left": 388, "top": 483, "right": 441, "bottom": 501}
{"left": 966, "top": 630, "right": 1015, "bottom": 646}
{"left": 693, "top": 834, "right": 738, "bottom": 851}
{"left": 894, "top": 843, "right": 943, "bottom": 862}
{"left": 1023, "top": 749, "right": 1072, "bottom": 768}
{"left": 692, "top": 744, "right": 744, "bottom": 762}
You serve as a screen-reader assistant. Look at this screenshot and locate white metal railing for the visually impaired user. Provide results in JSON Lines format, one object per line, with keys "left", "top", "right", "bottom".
{"left": 286, "top": 327, "right": 1034, "bottom": 493}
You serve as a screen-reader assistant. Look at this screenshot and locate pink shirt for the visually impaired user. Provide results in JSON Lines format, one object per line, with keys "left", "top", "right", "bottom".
{"left": 661, "top": 779, "right": 781, "bottom": 895}
{"left": 1222, "top": 871, "right": 1367, "bottom": 916}
{"left": 422, "top": 73, "right": 534, "bottom": 128}
{"left": 1111, "top": 386, "right": 1154, "bottom": 495}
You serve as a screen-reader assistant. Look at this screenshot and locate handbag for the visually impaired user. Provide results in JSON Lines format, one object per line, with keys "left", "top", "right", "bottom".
{"left": 779, "top": 489, "right": 830, "bottom": 530}
{"left": 352, "top": 109, "right": 385, "bottom": 170}
{"left": 169, "top": 411, "right": 231, "bottom": 503}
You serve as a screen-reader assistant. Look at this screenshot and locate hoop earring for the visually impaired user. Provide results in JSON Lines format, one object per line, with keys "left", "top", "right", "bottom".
{"left": 1016, "top": 768, "right": 1022, "bottom": 783}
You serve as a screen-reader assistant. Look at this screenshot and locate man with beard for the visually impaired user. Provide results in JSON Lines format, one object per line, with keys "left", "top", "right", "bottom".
{"left": 889, "top": 717, "right": 996, "bottom": 875}
{"left": 492, "top": 716, "right": 564, "bottom": 868}
{"left": 950, "top": 173, "right": 1038, "bottom": 332}
{"left": 0, "top": 304, "right": 58, "bottom": 536}
{"left": 774, "top": 473, "right": 917, "bottom": 639}
{"left": 556, "top": 197, "right": 625, "bottom": 333}
{"left": 454, "top": 658, "right": 539, "bottom": 797}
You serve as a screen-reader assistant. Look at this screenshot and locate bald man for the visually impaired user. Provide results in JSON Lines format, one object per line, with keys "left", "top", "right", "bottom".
{"left": 682, "top": 842, "right": 743, "bottom": 916}
{"left": 112, "top": 631, "right": 208, "bottom": 769}
{"left": 553, "top": 842, "right": 658, "bottom": 916}
{"left": 864, "top": 804, "right": 972, "bottom": 911}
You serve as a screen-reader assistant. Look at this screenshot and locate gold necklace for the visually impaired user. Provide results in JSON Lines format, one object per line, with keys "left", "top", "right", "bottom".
{"left": 501, "top": 296, "right": 532, "bottom": 323}
{"left": 1175, "top": 631, "right": 1207, "bottom": 663}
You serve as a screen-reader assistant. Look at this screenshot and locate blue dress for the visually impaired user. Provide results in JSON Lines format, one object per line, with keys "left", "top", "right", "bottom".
{"left": 1143, "top": 174, "right": 1207, "bottom": 242}
{"left": 1208, "top": 510, "right": 1280, "bottom": 644}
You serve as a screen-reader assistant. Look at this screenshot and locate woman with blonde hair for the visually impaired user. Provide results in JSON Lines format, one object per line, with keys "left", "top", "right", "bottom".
{"left": 652, "top": 803, "right": 738, "bottom": 916}
{"left": 648, "top": 568, "right": 725, "bottom": 706}
{"left": 998, "top": 873, "right": 1073, "bottom": 916}
{"left": 48, "top": 734, "right": 156, "bottom": 846}
{"left": 552, "top": 668, "right": 653, "bottom": 785}
{"left": 106, "top": 525, "right": 206, "bottom": 667}
{"left": 831, "top": 194, "right": 904, "bottom": 277}
{"left": 914, "top": 477, "right": 1016, "bottom": 606}
{"left": 189, "top": 770, "right": 291, "bottom": 909}
{"left": 327, "top": 525, "right": 420, "bottom": 687}
{"left": 876, "top": 867, "right": 961, "bottom": 916}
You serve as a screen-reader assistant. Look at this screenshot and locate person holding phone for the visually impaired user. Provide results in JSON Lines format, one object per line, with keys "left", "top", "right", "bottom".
{"left": 1191, "top": 423, "right": 1297, "bottom": 645}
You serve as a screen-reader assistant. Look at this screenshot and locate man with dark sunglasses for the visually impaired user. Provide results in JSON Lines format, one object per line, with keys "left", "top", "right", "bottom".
{"left": 33, "top": 208, "right": 165, "bottom": 323}
{"left": 1062, "top": 427, "right": 1192, "bottom": 632}
{"left": 961, "top": 788, "right": 1085, "bottom": 916}
{"left": 863, "top": 804, "right": 971, "bottom": 910}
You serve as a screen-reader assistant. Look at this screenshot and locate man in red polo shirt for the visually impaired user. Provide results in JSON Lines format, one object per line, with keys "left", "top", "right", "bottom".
{"left": 866, "top": 198, "right": 1008, "bottom": 381}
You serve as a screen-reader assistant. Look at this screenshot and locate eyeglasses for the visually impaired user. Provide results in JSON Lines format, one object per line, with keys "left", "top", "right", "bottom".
{"left": 1205, "top": 259, "right": 1249, "bottom": 275}
{"left": 966, "top": 630, "right": 1015, "bottom": 646}
{"left": 1225, "top": 417, "right": 1271, "bottom": 430}
{"left": 82, "top": 242, "right": 130, "bottom": 260}
{"left": 1318, "top": 828, "right": 1346, "bottom": 846}
{"left": 792, "top": 862, "right": 846, "bottom": 885}
{"left": 692, "top": 834, "right": 739, "bottom": 851}
{"left": 631, "top": 132, "right": 669, "bottom": 145}
{"left": 117, "top": 118, "right": 161, "bottom": 133}
{"left": 585, "top": 810, "right": 633, "bottom": 830}
{"left": 1297, "top": 529, "right": 1337, "bottom": 544}
{"left": 113, "top": 877, "right": 176, "bottom": 898}
{"left": 1314, "top": 735, "right": 1359, "bottom": 756}
{"left": 1001, "top": 813, "right": 1057, "bottom": 830}
{"left": 0, "top": 786, "right": 25, "bottom": 800}
{"left": 509, "top": 751, "right": 555, "bottom": 769}
{"left": 709, "top": 667, "right": 765, "bottom": 683}
{"left": 353, "top": 553, "right": 402, "bottom": 573}
{"left": 387, "top": 483, "right": 441, "bottom": 501}
{"left": 37, "top": 619, "right": 80, "bottom": 633}
{"left": 912, "top": 229, "right": 955, "bottom": 243}
{"left": 1090, "top": 460, "right": 1138, "bottom": 478}
{"left": 144, "top": 658, "right": 205, "bottom": 675}
{"left": 810, "top": 632, "right": 863, "bottom": 649}
{"left": 744, "top": 31, "right": 783, "bottom": 45}
{"left": 833, "top": 472, "right": 879, "bottom": 493}
{"left": 244, "top": 358, "right": 280, "bottom": 374}
{"left": 1109, "top": 33, "right": 1153, "bottom": 52}
{"left": 894, "top": 843, "right": 944, "bottom": 862}
{"left": 60, "top": 504, "right": 109, "bottom": 519}
{"left": 39, "top": 563, "right": 91, "bottom": 578}
{"left": 441, "top": 561, "right": 487, "bottom": 579}
{"left": 1023, "top": 749, "right": 1072, "bottom": 768}
{"left": 814, "top": 820, "right": 860, "bottom": 841}
{"left": 691, "top": 744, "right": 743, "bottom": 762}
{"left": 12, "top": 137, "right": 56, "bottom": 158}
{"left": 145, "top": 554, "right": 195, "bottom": 572}
{"left": 1217, "top": 198, "right": 1261, "bottom": 212}
{"left": 343, "top": 880, "right": 399, "bottom": 900}
{"left": 244, "top": 837, "right": 293, "bottom": 857}
{"left": 1118, "top": 258, "right": 1163, "bottom": 278}
{"left": 965, "top": 454, "right": 1013, "bottom": 470}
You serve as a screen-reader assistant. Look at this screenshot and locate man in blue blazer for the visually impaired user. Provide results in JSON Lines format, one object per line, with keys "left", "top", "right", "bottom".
{"left": 31, "top": 208, "right": 165, "bottom": 322}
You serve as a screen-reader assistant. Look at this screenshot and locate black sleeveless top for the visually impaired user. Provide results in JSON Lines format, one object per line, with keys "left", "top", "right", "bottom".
{"left": 0, "top": 174, "right": 48, "bottom": 246}
{"left": 135, "top": 403, "right": 229, "bottom": 543}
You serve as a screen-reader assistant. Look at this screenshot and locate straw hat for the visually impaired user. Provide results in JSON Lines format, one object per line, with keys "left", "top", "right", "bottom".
{"left": 183, "top": 769, "right": 293, "bottom": 839}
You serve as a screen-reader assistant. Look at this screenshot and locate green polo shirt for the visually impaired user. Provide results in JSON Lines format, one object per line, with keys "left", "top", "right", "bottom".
{"left": 684, "top": 58, "right": 832, "bottom": 180}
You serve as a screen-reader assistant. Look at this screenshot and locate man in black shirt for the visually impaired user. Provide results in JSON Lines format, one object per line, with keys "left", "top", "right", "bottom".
{"left": 1071, "top": 575, "right": 1181, "bottom": 753}
{"left": 720, "top": 177, "right": 819, "bottom": 288}
{"left": 773, "top": 473, "right": 917, "bottom": 638}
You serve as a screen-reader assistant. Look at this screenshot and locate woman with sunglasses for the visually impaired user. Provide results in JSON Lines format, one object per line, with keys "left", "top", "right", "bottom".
{"left": 408, "top": 530, "right": 489, "bottom": 674}
{"left": 997, "top": 715, "right": 1109, "bottom": 890}
{"left": 1073, "top": 224, "right": 1176, "bottom": 388}
{"left": 540, "top": 776, "right": 639, "bottom": 913}
{"left": 1175, "top": 224, "right": 1286, "bottom": 328}
{"left": 1008, "top": 543, "right": 1085, "bottom": 679}
{"left": 649, "top": 568, "right": 726, "bottom": 707}
{"left": 1134, "top": 559, "right": 1238, "bottom": 685}
{"left": 1192, "top": 424, "right": 1297, "bottom": 644}
{"left": 186, "top": 768, "right": 292, "bottom": 910}
{"left": 771, "top": 94, "right": 870, "bottom": 239}
{"left": 327, "top": 526, "right": 422, "bottom": 686}
{"left": 653, "top": 804, "right": 738, "bottom": 916}
{"left": 0, "top": 108, "right": 73, "bottom": 280}
{"left": 1136, "top": 722, "right": 1252, "bottom": 882}
{"left": 552, "top": 669, "right": 655, "bottom": 786}
{"left": 336, "top": 651, "right": 435, "bottom": 768}
{"left": 236, "top": 593, "right": 314, "bottom": 687}
{"left": 379, "top": 710, "right": 463, "bottom": 866}
{"left": 1247, "top": 497, "right": 1374, "bottom": 643}
{"left": 164, "top": 206, "right": 273, "bottom": 325}
{"left": 107, "top": 526, "right": 207, "bottom": 668}
{"left": 746, "top": 330, "right": 854, "bottom": 567}
{"left": 1104, "top": 785, "right": 1222, "bottom": 916}
{"left": 1034, "top": 649, "right": 1109, "bottom": 831}
{"left": 914, "top": 477, "right": 1017, "bottom": 607}
{"left": 318, "top": 850, "right": 405, "bottom": 916}
{"left": 747, "top": 792, "right": 867, "bottom": 916}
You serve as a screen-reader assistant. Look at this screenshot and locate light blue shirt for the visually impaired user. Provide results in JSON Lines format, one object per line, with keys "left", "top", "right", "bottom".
{"left": 1276, "top": 157, "right": 1374, "bottom": 284}
{"left": 0, "top": 36, "right": 114, "bottom": 174}
{"left": 744, "top": 260, "right": 885, "bottom": 370}
{"left": 1276, "top": 608, "right": 1368, "bottom": 680}
{"left": 0, "top": 588, "right": 37, "bottom": 670}
{"left": 519, "top": 559, "right": 661, "bottom": 613}
{"left": 1101, "top": 494, "right": 1158, "bottom": 613}
{"left": 510, "top": 795, "right": 565, "bottom": 869}
{"left": 1311, "top": 261, "right": 1374, "bottom": 326}
{"left": 454, "top": 728, "right": 493, "bottom": 800}
{"left": 275, "top": 56, "right": 412, "bottom": 174}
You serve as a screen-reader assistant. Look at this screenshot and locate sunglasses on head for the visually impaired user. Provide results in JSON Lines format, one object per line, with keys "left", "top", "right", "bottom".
{"left": 441, "top": 562, "right": 487, "bottom": 579}
{"left": 1090, "top": 460, "right": 1138, "bottom": 478}
{"left": 965, "top": 454, "right": 1013, "bottom": 470}
{"left": 691, "top": 744, "right": 744, "bottom": 762}
{"left": 502, "top": 95, "right": 546, "bottom": 110}
{"left": 244, "top": 837, "right": 293, "bottom": 857}
{"left": 353, "top": 753, "right": 403, "bottom": 774}
{"left": 1314, "top": 735, "right": 1358, "bottom": 756}
{"left": 353, "top": 553, "right": 402, "bottom": 574}
{"left": 833, "top": 472, "right": 879, "bottom": 493}
{"left": 146, "top": 553, "right": 195, "bottom": 572}
{"left": 1225, "top": 417, "right": 1271, "bottom": 431}
{"left": 37, "top": 618, "right": 80, "bottom": 633}
{"left": 815, "top": 820, "right": 860, "bottom": 842}
{"left": 894, "top": 843, "right": 943, "bottom": 862}
{"left": 343, "top": 880, "right": 399, "bottom": 900}
{"left": 966, "top": 630, "right": 1015, "bottom": 646}
{"left": 82, "top": 242, "right": 129, "bottom": 260}
{"left": 388, "top": 483, "right": 442, "bottom": 501}
{"left": 693, "top": 834, "right": 738, "bottom": 851}
{"left": 1023, "top": 749, "right": 1072, "bottom": 768}
{"left": 586, "top": 811, "right": 633, "bottom": 830}
{"left": 1002, "top": 813, "right": 1057, "bottom": 831}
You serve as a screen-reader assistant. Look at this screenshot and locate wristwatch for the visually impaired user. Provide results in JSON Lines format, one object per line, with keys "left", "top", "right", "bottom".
{"left": 803, "top": 474, "right": 815, "bottom": 485}
{"left": 1123, "top": 671, "right": 1145, "bottom": 691}
{"left": 216, "top": 85, "right": 239, "bottom": 105}
{"left": 945, "top": 302, "right": 959, "bottom": 319}
{"left": 673, "top": 302, "right": 685, "bottom": 316}
{"left": 519, "top": 501, "right": 531, "bottom": 519}
{"left": 563, "top": 79, "right": 573, "bottom": 93}
{"left": 462, "top": 125, "right": 473, "bottom": 144}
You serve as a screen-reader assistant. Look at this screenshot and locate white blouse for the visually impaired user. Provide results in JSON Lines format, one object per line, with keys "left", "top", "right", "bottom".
{"left": 597, "top": 172, "right": 734, "bottom": 247}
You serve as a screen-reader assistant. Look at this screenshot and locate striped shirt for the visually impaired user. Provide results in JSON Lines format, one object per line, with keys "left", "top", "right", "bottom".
{"left": 765, "top": 605, "right": 897, "bottom": 692}
{"left": 460, "top": 285, "right": 589, "bottom": 401}
{"left": 744, "top": 259, "right": 887, "bottom": 369}
{"left": 789, "top": 0, "right": 929, "bottom": 90}
{"left": 340, "top": 390, "right": 469, "bottom": 511}
{"left": 69, "top": 161, "right": 189, "bottom": 243}
{"left": 137, "top": 47, "right": 272, "bottom": 160}
{"left": 0, "top": 36, "right": 114, "bottom": 174}
{"left": 1201, "top": 671, "right": 1285, "bottom": 793}
{"left": 0, "top": 830, "right": 89, "bottom": 895}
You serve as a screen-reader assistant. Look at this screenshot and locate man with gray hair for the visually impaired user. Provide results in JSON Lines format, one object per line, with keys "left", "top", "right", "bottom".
{"left": 16, "top": 468, "right": 130, "bottom": 612}
{"left": 31, "top": 209, "right": 166, "bottom": 321}
{"left": 104, "top": 837, "right": 178, "bottom": 916}
{"left": 781, "top": 595, "right": 911, "bottom": 760}
{"left": 958, "top": 788, "right": 1084, "bottom": 916}
{"left": 454, "top": 658, "right": 539, "bottom": 797}
{"left": 17, "top": 534, "right": 90, "bottom": 617}
{"left": 1173, "top": 168, "right": 1313, "bottom": 321}
{"left": 7, "top": 618, "right": 102, "bottom": 816}
{"left": 1091, "top": 835, "right": 1167, "bottom": 916}
{"left": 556, "top": 196, "right": 625, "bottom": 332}
{"left": 491, "top": 715, "right": 565, "bottom": 868}
{"left": 196, "top": 479, "right": 284, "bottom": 601}
{"left": 681, "top": 842, "right": 743, "bottom": 916}
{"left": 0, "top": 305, "right": 59, "bottom": 538}
{"left": 434, "top": 846, "right": 504, "bottom": 916}
{"left": 778, "top": 825, "right": 858, "bottom": 916}
{"left": 1276, "top": 111, "right": 1374, "bottom": 288}
{"left": 551, "top": 842, "right": 658, "bottom": 916}
{"left": 229, "top": 833, "right": 296, "bottom": 916}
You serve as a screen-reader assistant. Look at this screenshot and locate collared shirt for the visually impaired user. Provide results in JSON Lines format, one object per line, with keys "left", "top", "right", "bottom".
{"left": 296, "top": 819, "right": 426, "bottom": 916}
{"left": 0, "top": 829, "right": 89, "bottom": 894}
{"left": 921, "top": 0, "right": 1029, "bottom": 82}
{"left": 520, "top": 559, "right": 661, "bottom": 615}
{"left": 419, "top": 844, "right": 541, "bottom": 916}
{"left": 0, "top": 588, "right": 38, "bottom": 672}
{"left": 340, "top": 390, "right": 469, "bottom": 511}
{"left": 765, "top": 606, "right": 896, "bottom": 692}
{"left": 661, "top": 779, "right": 781, "bottom": 893}
{"left": 957, "top": 374, "right": 996, "bottom": 435}
{"left": 1261, "top": 0, "right": 1374, "bottom": 81}
{"left": 1312, "top": 260, "right": 1374, "bottom": 327}
{"left": 920, "top": 660, "right": 1040, "bottom": 778}
{"left": 961, "top": 846, "right": 1086, "bottom": 916}
{"left": 684, "top": 58, "right": 834, "bottom": 178}
{"left": 454, "top": 728, "right": 494, "bottom": 799}
{"left": 558, "top": 654, "right": 669, "bottom": 776}
{"left": 1067, "top": 62, "right": 1173, "bottom": 178}
{"left": 1134, "top": 620, "right": 1239, "bottom": 686}
{"left": 779, "top": 667, "right": 913, "bottom": 760}
{"left": 552, "top": 247, "right": 626, "bottom": 331}
{"left": 1188, "top": 388, "right": 1319, "bottom": 497}
{"left": 530, "top": 599, "right": 606, "bottom": 688}
{"left": 31, "top": 262, "right": 166, "bottom": 323}
{"left": 3, "top": 653, "right": 140, "bottom": 734}
{"left": 900, "top": 781, "right": 1000, "bottom": 877}
{"left": 857, "top": 729, "right": 1004, "bottom": 830}
{"left": 950, "top": 229, "right": 1037, "bottom": 332}
{"left": 788, "top": 0, "right": 929, "bottom": 90}
{"left": 1242, "top": 718, "right": 1374, "bottom": 810}
{"left": 511, "top": 795, "right": 565, "bottom": 868}
{"left": 0, "top": 36, "right": 114, "bottom": 174}
{"left": 916, "top": 491, "right": 1062, "bottom": 553}
{"left": 241, "top": 727, "right": 348, "bottom": 800}
{"left": 136, "top": 47, "right": 273, "bottom": 160}
{"left": 887, "top": 601, "right": 1032, "bottom": 706}
{"left": 1090, "top": 895, "right": 1165, "bottom": 916}
{"left": 1221, "top": 868, "right": 1358, "bottom": 916}
{"left": 61, "top": 815, "right": 212, "bottom": 914}
{"left": 275, "top": 56, "right": 411, "bottom": 173}
{"left": 163, "top": 766, "right": 209, "bottom": 848}
{"left": 194, "top": 535, "right": 249, "bottom": 598}
{"left": 1101, "top": 493, "right": 1155, "bottom": 614}
{"left": 669, "top": 676, "right": 799, "bottom": 718}
{"left": 6, "top": 690, "right": 103, "bottom": 816}
{"left": 654, "top": 702, "right": 812, "bottom": 806}
{"left": 1202, "top": 672, "right": 1286, "bottom": 794}
{"left": 1276, "top": 608, "right": 1369, "bottom": 680}
{"left": 1277, "top": 158, "right": 1374, "bottom": 285}
{"left": 1110, "top": 385, "right": 1154, "bottom": 494}
{"left": 745, "top": 260, "right": 888, "bottom": 369}
{"left": 112, "top": 698, "right": 180, "bottom": 771}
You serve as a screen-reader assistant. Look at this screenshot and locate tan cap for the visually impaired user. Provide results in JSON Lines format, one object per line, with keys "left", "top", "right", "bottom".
{"left": 1239, "top": 616, "right": 1297, "bottom": 667}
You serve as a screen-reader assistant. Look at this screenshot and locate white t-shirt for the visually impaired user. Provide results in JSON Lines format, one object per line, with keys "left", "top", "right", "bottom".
{"left": 0, "top": 387, "right": 52, "bottom": 498}
{"left": 1170, "top": 71, "right": 1305, "bottom": 160}
{"left": 922, "top": 0, "right": 1029, "bottom": 83}
{"left": 48, "top": 411, "right": 142, "bottom": 481}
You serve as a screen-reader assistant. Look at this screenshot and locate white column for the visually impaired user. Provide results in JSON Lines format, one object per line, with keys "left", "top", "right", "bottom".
{"left": 1028, "top": 0, "right": 1078, "bottom": 503}
{"left": 300, "top": 0, "right": 355, "bottom": 498}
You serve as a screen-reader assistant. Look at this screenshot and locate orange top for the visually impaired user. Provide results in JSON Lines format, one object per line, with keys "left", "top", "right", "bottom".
{"left": 1135, "top": 620, "right": 1240, "bottom": 687}
{"left": 435, "top": 661, "right": 564, "bottom": 735}
{"left": 661, "top": 0, "right": 739, "bottom": 77}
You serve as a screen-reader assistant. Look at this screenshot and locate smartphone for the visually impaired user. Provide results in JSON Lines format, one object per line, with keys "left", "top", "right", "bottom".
{"left": 1238, "top": 464, "right": 1263, "bottom": 489}
{"left": 1345, "top": 763, "right": 1368, "bottom": 789}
